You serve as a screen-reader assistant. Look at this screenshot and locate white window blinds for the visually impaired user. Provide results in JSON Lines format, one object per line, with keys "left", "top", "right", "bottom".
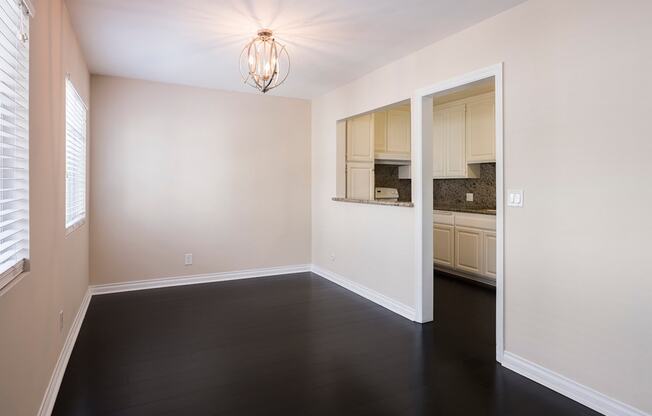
{"left": 0, "top": 0, "right": 31, "bottom": 291}
{"left": 65, "top": 78, "right": 86, "bottom": 230}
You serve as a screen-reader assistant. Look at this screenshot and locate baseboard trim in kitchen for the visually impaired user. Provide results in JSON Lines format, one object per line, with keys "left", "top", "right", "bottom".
{"left": 310, "top": 264, "right": 416, "bottom": 321}
{"left": 89, "top": 264, "right": 313, "bottom": 295}
{"left": 434, "top": 266, "right": 496, "bottom": 288}
{"left": 38, "top": 289, "right": 92, "bottom": 416}
{"left": 502, "top": 352, "right": 649, "bottom": 416}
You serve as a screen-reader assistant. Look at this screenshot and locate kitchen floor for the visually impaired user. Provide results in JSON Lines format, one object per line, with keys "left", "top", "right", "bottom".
{"left": 53, "top": 272, "right": 599, "bottom": 415}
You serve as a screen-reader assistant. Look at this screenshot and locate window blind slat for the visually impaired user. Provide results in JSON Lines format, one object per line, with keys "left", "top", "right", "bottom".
{"left": 0, "top": 0, "right": 29, "bottom": 288}
{"left": 65, "top": 78, "right": 86, "bottom": 230}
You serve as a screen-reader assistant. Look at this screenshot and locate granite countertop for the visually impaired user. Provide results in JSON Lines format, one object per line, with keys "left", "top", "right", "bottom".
{"left": 333, "top": 197, "right": 414, "bottom": 207}
{"left": 434, "top": 206, "right": 496, "bottom": 215}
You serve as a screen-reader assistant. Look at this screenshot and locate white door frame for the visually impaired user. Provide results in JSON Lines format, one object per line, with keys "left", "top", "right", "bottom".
{"left": 411, "top": 63, "right": 505, "bottom": 363}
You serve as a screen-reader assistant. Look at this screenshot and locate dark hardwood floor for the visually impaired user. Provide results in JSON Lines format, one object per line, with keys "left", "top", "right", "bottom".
{"left": 53, "top": 272, "right": 600, "bottom": 415}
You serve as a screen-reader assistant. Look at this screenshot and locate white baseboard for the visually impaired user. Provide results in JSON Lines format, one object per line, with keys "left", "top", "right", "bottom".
{"left": 90, "top": 264, "right": 312, "bottom": 295}
{"left": 311, "top": 264, "right": 416, "bottom": 321}
{"left": 434, "top": 265, "right": 496, "bottom": 287}
{"left": 503, "top": 352, "right": 649, "bottom": 416}
{"left": 37, "top": 289, "right": 92, "bottom": 416}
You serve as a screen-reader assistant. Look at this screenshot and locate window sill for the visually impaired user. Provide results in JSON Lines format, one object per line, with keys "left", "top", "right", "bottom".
{"left": 66, "top": 218, "right": 86, "bottom": 236}
{"left": 0, "top": 261, "right": 29, "bottom": 296}
{"left": 332, "top": 197, "right": 414, "bottom": 208}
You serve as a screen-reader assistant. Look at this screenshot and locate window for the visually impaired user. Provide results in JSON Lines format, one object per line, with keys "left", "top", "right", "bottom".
{"left": 65, "top": 78, "right": 87, "bottom": 230}
{"left": 0, "top": 0, "right": 32, "bottom": 291}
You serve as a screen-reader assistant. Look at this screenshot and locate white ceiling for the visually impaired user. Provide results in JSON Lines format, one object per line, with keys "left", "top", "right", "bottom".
{"left": 65, "top": 0, "right": 526, "bottom": 99}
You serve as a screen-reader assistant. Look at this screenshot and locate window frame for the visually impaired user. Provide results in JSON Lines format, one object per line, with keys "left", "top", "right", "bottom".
{"left": 64, "top": 77, "right": 88, "bottom": 233}
{"left": 0, "top": 0, "right": 34, "bottom": 292}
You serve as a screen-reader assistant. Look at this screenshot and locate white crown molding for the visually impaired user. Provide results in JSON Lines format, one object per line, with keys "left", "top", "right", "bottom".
{"left": 310, "top": 264, "right": 416, "bottom": 321}
{"left": 89, "top": 264, "right": 312, "bottom": 295}
{"left": 502, "top": 352, "right": 649, "bottom": 416}
{"left": 37, "top": 289, "right": 92, "bottom": 416}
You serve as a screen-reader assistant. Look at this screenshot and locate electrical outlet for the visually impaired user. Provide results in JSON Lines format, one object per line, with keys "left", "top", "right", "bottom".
{"left": 59, "top": 310, "right": 64, "bottom": 331}
{"left": 330, "top": 253, "right": 336, "bottom": 262}
{"left": 466, "top": 193, "right": 474, "bottom": 202}
{"left": 184, "top": 253, "right": 193, "bottom": 266}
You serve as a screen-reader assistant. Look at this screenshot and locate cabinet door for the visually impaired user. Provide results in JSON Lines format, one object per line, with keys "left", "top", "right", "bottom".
{"left": 446, "top": 104, "right": 467, "bottom": 177}
{"left": 483, "top": 231, "right": 497, "bottom": 279}
{"left": 346, "top": 115, "right": 374, "bottom": 162}
{"left": 373, "top": 111, "right": 387, "bottom": 153}
{"left": 432, "top": 110, "right": 446, "bottom": 178}
{"left": 466, "top": 94, "right": 495, "bottom": 163}
{"left": 386, "top": 109, "right": 411, "bottom": 155}
{"left": 455, "top": 226, "right": 483, "bottom": 275}
{"left": 433, "top": 224, "right": 454, "bottom": 268}
{"left": 346, "top": 162, "right": 374, "bottom": 200}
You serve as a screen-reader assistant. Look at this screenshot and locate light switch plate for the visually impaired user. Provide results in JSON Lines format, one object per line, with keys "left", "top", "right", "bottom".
{"left": 466, "top": 193, "right": 473, "bottom": 202}
{"left": 507, "top": 189, "right": 524, "bottom": 207}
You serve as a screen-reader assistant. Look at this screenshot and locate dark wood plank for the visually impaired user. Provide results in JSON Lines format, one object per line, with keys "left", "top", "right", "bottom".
{"left": 53, "top": 272, "right": 600, "bottom": 415}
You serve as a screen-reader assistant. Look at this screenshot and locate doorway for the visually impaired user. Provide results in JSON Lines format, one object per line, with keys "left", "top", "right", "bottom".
{"left": 412, "top": 64, "right": 504, "bottom": 362}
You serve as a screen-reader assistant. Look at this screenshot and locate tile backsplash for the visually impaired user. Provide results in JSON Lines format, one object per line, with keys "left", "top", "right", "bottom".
{"left": 373, "top": 162, "right": 495, "bottom": 207}
{"left": 434, "top": 163, "right": 496, "bottom": 210}
{"left": 374, "top": 164, "right": 412, "bottom": 202}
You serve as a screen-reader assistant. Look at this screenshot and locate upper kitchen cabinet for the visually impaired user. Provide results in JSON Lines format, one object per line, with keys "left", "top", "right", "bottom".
{"left": 374, "top": 106, "right": 411, "bottom": 161}
{"left": 465, "top": 92, "right": 495, "bottom": 163}
{"left": 346, "top": 114, "right": 374, "bottom": 162}
{"left": 433, "top": 104, "right": 479, "bottom": 179}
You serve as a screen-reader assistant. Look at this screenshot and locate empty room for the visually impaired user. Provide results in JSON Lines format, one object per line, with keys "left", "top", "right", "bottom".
{"left": 1, "top": 0, "right": 651, "bottom": 415}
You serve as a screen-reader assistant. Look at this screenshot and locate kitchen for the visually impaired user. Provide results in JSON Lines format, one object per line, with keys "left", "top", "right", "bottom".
{"left": 432, "top": 78, "right": 497, "bottom": 286}
{"left": 338, "top": 78, "right": 496, "bottom": 286}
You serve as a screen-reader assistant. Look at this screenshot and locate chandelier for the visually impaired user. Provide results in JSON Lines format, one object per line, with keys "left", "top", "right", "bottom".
{"left": 239, "top": 29, "right": 290, "bottom": 93}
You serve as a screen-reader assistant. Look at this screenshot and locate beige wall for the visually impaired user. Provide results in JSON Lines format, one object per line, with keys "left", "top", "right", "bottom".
{"left": 311, "top": 0, "right": 651, "bottom": 412}
{"left": 90, "top": 76, "right": 311, "bottom": 284}
{"left": 0, "top": 1, "right": 90, "bottom": 415}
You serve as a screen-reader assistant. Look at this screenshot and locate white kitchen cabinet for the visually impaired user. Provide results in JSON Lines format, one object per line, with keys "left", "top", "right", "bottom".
{"left": 455, "top": 226, "right": 483, "bottom": 275}
{"left": 433, "top": 211, "right": 496, "bottom": 282}
{"left": 373, "top": 111, "right": 387, "bottom": 154}
{"left": 483, "top": 231, "right": 497, "bottom": 278}
{"left": 374, "top": 107, "right": 411, "bottom": 161}
{"left": 433, "top": 224, "right": 454, "bottom": 268}
{"left": 346, "top": 114, "right": 374, "bottom": 162}
{"left": 346, "top": 162, "right": 374, "bottom": 200}
{"left": 386, "top": 108, "right": 411, "bottom": 155}
{"left": 433, "top": 104, "right": 479, "bottom": 179}
{"left": 445, "top": 105, "right": 467, "bottom": 177}
{"left": 466, "top": 93, "right": 495, "bottom": 163}
{"left": 432, "top": 110, "right": 446, "bottom": 177}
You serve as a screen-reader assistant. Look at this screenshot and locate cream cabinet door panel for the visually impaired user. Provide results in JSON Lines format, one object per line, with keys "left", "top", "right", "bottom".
{"left": 433, "top": 224, "right": 454, "bottom": 268}
{"left": 455, "top": 226, "right": 483, "bottom": 275}
{"left": 346, "top": 162, "right": 374, "bottom": 200}
{"left": 347, "top": 115, "right": 374, "bottom": 162}
{"left": 373, "top": 112, "right": 387, "bottom": 153}
{"left": 446, "top": 104, "right": 467, "bottom": 177}
{"left": 432, "top": 110, "right": 446, "bottom": 178}
{"left": 466, "top": 94, "right": 495, "bottom": 163}
{"left": 386, "top": 109, "right": 411, "bottom": 155}
{"left": 483, "top": 231, "right": 497, "bottom": 279}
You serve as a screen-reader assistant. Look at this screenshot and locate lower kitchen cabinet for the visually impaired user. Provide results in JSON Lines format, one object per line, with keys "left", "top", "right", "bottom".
{"left": 346, "top": 162, "right": 374, "bottom": 200}
{"left": 455, "top": 226, "right": 483, "bottom": 275}
{"left": 433, "top": 224, "right": 454, "bottom": 268}
{"left": 433, "top": 211, "right": 496, "bottom": 281}
{"left": 483, "top": 231, "right": 497, "bottom": 278}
